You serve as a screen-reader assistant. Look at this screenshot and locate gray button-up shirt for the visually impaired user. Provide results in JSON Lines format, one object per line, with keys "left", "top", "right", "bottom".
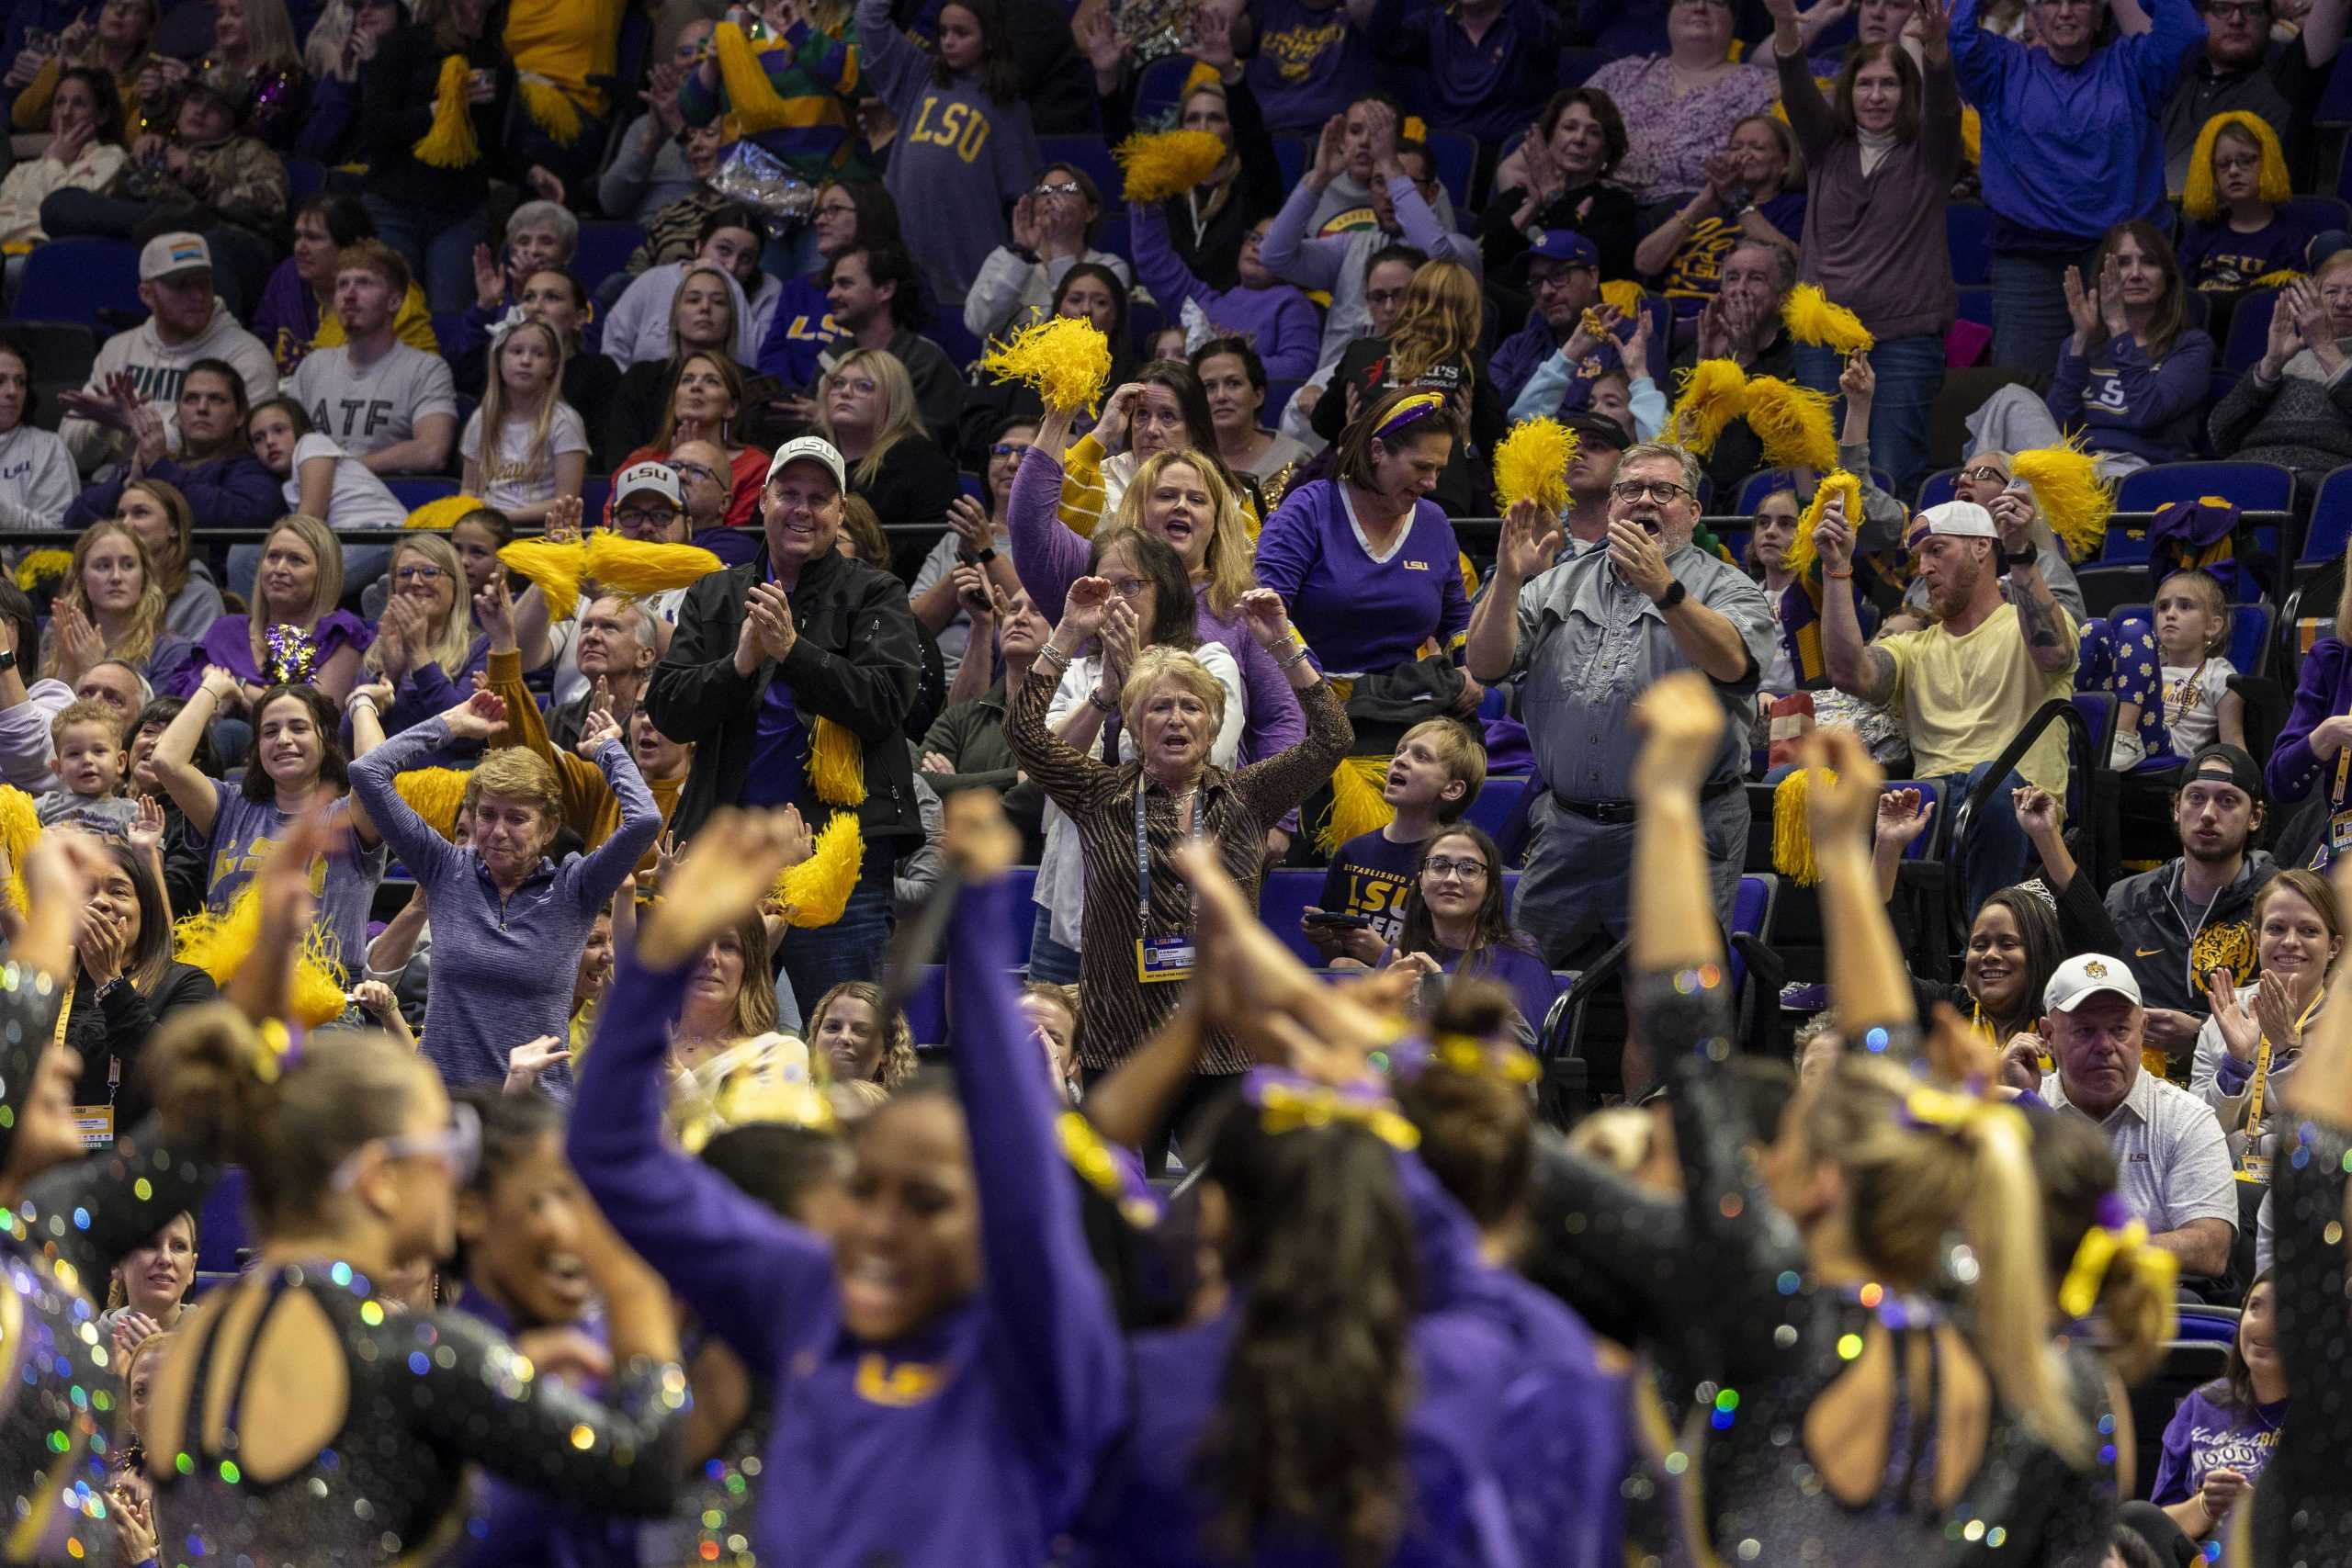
{"left": 1509, "top": 541, "right": 1773, "bottom": 802}
{"left": 2044, "top": 1065, "right": 2240, "bottom": 1240}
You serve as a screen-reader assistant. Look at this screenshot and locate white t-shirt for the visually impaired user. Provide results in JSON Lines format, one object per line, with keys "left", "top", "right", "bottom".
{"left": 459, "top": 402, "right": 590, "bottom": 513}
{"left": 284, "top": 432, "right": 406, "bottom": 532}
{"left": 2162, "top": 657, "right": 2238, "bottom": 757}
{"left": 288, "top": 342, "right": 457, "bottom": 457}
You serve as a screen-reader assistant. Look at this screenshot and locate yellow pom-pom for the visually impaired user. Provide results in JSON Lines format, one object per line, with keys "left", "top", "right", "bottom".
{"left": 516, "top": 76, "right": 582, "bottom": 147}
{"left": 1961, "top": 106, "right": 1981, "bottom": 168}
{"left": 809, "top": 717, "right": 865, "bottom": 807}
{"left": 2251, "top": 268, "right": 2306, "bottom": 289}
{"left": 2011, "top": 437, "right": 2115, "bottom": 562}
{"left": 412, "top": 54, "right": 481, "bottom": 170}
{"left": 173, "top": 881, "right": 350, "bottom": 1029}
{"left": 12, "top": 549, "right": 73, "bottom": 591}
{"left": 1598, "top": 279, "right": 1647, "bottom": 317}
{"left": 1782, "top": 471, "right": 1863, "bottom": 581}
{"left": 1744, "top": 376, "right": 1839, "bottom": 474}
{"left": 978, "top": 315, "right": 1114, "bottom": 414}
{"left": 1114, "top": 129, "right": 1229, "bottom": 202}
{"left": 584, "top": 534, "right": 724, "bottom": 596}
{"left": 1782, "top": 284, "right": 1874, "bottom": 355}
{"left": 394, "top": 767, "right": 472, "bottom": 840}
{"left": 403, "top": 493, "right": 482, "bottom": 531}
{"left": 1771, "top": 766, "right": 1834, "bottom": 887}
{"left": 1491, "top": 417, "right": 1578, "bottom": 512}
{"left": 500, "top": 537, "right": 588, "bottom": 624}
{"left": 775, "top": 813, "right": 864, "bottom": 927}
{"left": 0, "top": 786, "right": 39, "bottom": 915}
{"left": 1317, "top": 755, "right": 1395, "bottom": 855}
{"left": 1669, "top": 359, "right": 1749, "bottom": 455}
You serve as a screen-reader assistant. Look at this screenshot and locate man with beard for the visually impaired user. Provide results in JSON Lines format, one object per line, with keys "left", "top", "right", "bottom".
{"left": 1556, "top": 411, "right": 1632, "bottom": 556}
{"left": 1487, "top": 231, "right": 1603, "bottom": 411}
{"left": 1818, "top": 495, "right": 2077, "bottom": 919}
{"left": 1466, "top": 440, "right": 1771, "bottom": 971}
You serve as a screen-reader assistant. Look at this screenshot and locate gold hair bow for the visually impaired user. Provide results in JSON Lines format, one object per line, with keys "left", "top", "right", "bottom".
{"left": 1255, "top": 1079, "right": 1420, "bottom": 1149}
{"left": 1431, "top": 1032, "right": 1541, "bottom": 1085}
{"left": 2058, "top": 1219, "right": 2180, "bottom": 1321}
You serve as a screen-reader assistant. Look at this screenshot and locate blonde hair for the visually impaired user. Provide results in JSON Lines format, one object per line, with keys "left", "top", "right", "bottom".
{"left": 813, "top": 347, "right": 926, "bottom": 489}
{"left": 1396, "top": 718, "right": 1487, "bottom": 824}
{"left": 1800, "top": 1056, "right": 2086, "bottom": 1464}
{"left": 43, "top": 519, "right": 167, "bottom": 681}
{"left": 808, "top": 980, "right": 917, "bottom": 1089}
{"left": 1106, "top": 448, "right": 1256, "bottom": 620}
{"left": 2154, "top": 569, "right": 2229, "bottom": 658}
{"left": 225, "top": 0, "right": 301, "bottom": 71}
{"left": 248, "top": 514, "right": 345, "bottom": 672}
{"left": 459, "top": 746, "right": 563, "bottom": 835}
{"left": 367, "top": 536, "right": 476, "bottom": 679}
{"left": 1385, "top": 260, "right": 1482, "bottom": 389}
{"left": 479, "top": 319, "right": 569, "bottom": 489}
{"left": 1119, "top": 645, "right": 1227, "bottom": 738}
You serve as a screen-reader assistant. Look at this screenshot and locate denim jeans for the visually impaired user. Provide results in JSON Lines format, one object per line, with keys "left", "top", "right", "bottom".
{"left": 1990, "top": 244, "right": 2101, "bottom": 381}
{"left": 1941, "top": 762, "right": 2033, "bottom": 921}
{"left": 1791, "top": 333, "right": 1947, "bottom": 506}
{"left": 1025, "top": 904, "right": 1081, "bottom": 983}
{"left": 780, "top": 869, "right": 894, "bottom": 1021}
{"left": 229, "top": 542, "right": 393, "bottom": 604}
{"left": 360, "top": 195, "right": 488, "bottom": 314}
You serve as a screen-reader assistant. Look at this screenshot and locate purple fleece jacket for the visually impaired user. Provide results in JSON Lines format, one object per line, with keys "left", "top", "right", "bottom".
{"left": 567, "top": 874, "right": 1125, "bottom": 1568}
{"left": 1128, "top": 202, "right": 1321, "bottom": 381}
{"left": 2269, "top": 636, "right": 2352, "bottom": 802}
{"left": 2045, "top": 328, "right": 2217, "bottom": 466}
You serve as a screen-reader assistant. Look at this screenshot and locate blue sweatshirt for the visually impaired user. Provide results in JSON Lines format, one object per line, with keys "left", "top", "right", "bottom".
{"left": 1950, "top": 0, "right": 2205, "bottom": 247}
{"left": 1365, "top": 0, "right": 1563, "bottom": 145}
{"left": 1242, "top": 0, "right": 1375, "bottom": 135}
{"left": 1253, "top": 478, "right": 1471, "bottom": 678}
{"left": 567, "top": 874, "right": 1126, "bottom": 1568}
{"left": 2045, "top": 326, "right": 2216, "bottom": 465}
{"left": 755, "top": 271, "right": 847, "bottom": 389}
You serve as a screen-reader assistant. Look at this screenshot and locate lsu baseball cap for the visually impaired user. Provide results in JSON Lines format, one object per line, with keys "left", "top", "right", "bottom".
{"left": 765, "top": 435, "right": 846, "bottom": 493}
{"left": 1905, "top": 499, "right": 1998, "bottom": 552}
{"left": 2043, "top": 953, "right": 2144, "bottom": 1015}
{"left": 139, "top": 232, "right": 211, "bottom": 282}
{"left": 1526, "top": 231, "right": 1599, "bottom": 270}
{"left": 612, "top": 460, "right": 681, "bottom": 509}
{"left": 2184, "top": 741, "right": 2264, "bottom": 804}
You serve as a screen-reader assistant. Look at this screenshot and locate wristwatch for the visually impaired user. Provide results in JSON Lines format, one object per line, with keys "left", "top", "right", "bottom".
{"left": 0, "top": 649, "right": 17, "bottom": 674}
{"left": 1658, "top": 581, "right": 1689, "bottom": 611}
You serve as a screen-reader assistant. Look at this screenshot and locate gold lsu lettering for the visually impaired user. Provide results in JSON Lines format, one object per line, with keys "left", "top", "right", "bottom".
{"left": 211, "top": 837, "right": 330, "bottom": 897}
{"left": 907, "top": 96, "right": 992, "bottom": 163}
{"left": 1262, "top": 19, "right": 1345, "bottom": 81}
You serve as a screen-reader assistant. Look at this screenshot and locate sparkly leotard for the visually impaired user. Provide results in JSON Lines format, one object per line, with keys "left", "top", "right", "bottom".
{"left": 0, "top": 963, "right": 220, "bottom": 1563}
{"left": 1525, "top": 969, "right": 2114, "bottom": 1566}
{"left": 2233, "top": 1117, "right": 2352, "bottom": 1568}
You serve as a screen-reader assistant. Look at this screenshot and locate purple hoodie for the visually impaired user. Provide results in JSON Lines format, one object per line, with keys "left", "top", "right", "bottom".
{"left": 1129, "top": 203, "right": 1321, "bottom": 382}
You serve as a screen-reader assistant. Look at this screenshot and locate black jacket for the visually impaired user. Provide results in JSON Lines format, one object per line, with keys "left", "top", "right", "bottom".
{"left": 68, "top": 961, "right": 219, "bottom": 1129}
{"left": 360, "top": 21, "right": 514, "bottom": 214}
{"left": 2105, "top": 852, "right": 2279, "bottom": 1021}
{"left": 648, "top": 544, "right": 925, "bottom": 845}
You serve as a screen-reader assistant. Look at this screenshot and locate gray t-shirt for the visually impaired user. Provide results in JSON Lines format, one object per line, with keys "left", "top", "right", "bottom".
{"left": 205, "top": 780, "right": 389, "bottom": 977}
{"left": 288, "top": 343, "right": 457, "bottom": 458}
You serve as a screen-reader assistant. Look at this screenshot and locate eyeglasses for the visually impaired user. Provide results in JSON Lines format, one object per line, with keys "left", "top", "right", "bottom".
{"left": 393, "top": 564, "right": 447, "bottom": 583}
{"left": 1033, "top": 181, "right": 1083, "bottom": 197}
{"left": 1610, "top": 479, "right": 1693, "bottom": 504}
{"left": 814, "top": 200, "right": 858, "bottom": 218}
{"left": 1424, "top": 856, "right": 1489, "bottom": 881}
{"left": 671, "top": 460, "right": 719, "bottom": 483}
{"left": 1105, "top": 576, "right": 1150, "bottom": 601}
{"left": 1366, "top": 288, "right": 1409, "bottom": 309}
{"left": 989, "top": 442, "right": 1032, "bottom": 459}
{"left": 1957, "top": 464, "right": 2008, "bottom": 483}
{"left": 614, "top": 507, "right": 679, "bottom": 528}
{"left": 330, "top": 1100, "right": 481, "bottom": 1191}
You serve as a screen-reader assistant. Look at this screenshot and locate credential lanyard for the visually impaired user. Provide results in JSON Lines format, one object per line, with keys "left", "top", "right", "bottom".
{"left": 1134, "top": 783, "right": 1204, "bottom": 983}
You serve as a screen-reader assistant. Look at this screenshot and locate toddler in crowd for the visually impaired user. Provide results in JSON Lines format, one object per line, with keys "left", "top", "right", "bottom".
{"left": 459, "top": 319, "right": 590, "bottom": 526}
{"left": 2154, "top": 569, "right": 2245, "bottom": 754}
{"left": 41, "top": 698, "right": 137, "bottom": 830}
{"left": 1305, "top": 716, "right": 1487, "bottom": 962}
{"left": 2177, "top": 113, "right": 2310, "bottom": 294}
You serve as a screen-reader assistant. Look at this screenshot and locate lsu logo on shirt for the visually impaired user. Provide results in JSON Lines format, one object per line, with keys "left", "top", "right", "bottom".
{"left": 906, "top": 95, "right": 992, "bottom": 163}
{"left": 210, "top": 834, "right": 331, "bottom": 897}
{"left": 1334, "top": 868, "right": 1410, "bottom": 942}
{"left": 1260, "top": 17, "right": 1346, "bottom": 81}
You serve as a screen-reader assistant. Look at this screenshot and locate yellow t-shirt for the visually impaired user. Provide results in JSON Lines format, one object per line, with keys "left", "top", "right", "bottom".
{"left": 1879, "top": 601, "right": 2079, "bottom": 797}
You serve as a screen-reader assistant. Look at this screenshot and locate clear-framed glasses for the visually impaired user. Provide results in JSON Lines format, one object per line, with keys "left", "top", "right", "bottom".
{"left": 1033, "top": 180, "right": 1083, "bottom": 197}
{"left": 1105, "top": 576, "right": 1151, "bottom": 601}
{"left": 393, "top": 564, "right": 447, "bottom": 583}
{"left": 1957, "top": 464, "right": 2008, "bottom": 484}
{"left": 671, "top": 460, "right": 719, "bottom": 484}
{"left": 1610, "top": 479, "right": 1692, "bottom": 505}
{"left": 331, "top": 1100, "right": 481, "bottom": 1191}
{"left": 1424, "top": 856, "right": 1490, "bottom": 882}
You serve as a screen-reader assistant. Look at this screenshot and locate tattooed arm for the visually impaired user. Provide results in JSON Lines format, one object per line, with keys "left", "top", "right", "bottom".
{"left": 2007, "top": 551, "right": 2078, "bottom": 676}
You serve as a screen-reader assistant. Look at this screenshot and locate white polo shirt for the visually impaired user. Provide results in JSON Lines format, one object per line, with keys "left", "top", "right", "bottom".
{"left": 2044, "top": 1066, "right": 2239, "bottom": 1240}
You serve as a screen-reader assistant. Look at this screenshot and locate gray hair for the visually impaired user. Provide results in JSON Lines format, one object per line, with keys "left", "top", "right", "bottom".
{"left": 585, "top": 592, "right": 662, "bottom": 654}
{"left": 1617, "top": 441, "right": 1705, "bottom": 499}
{"left": 505, "top": 200, "right": 580, "bottom": 258}
{"left": 86, "top": 659, "right": 154, "bottom": 706}
{"left": 1727, "top": 238, "right": 1799, "bottom": 293}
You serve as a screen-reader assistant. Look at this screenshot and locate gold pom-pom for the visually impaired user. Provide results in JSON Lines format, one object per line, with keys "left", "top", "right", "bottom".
{"left": 809, "top": 717, "right": 865, "bottom": 807}
{"left": 1317, "top": 755, "right": 1395, "bottom": 855}
{"left": 173, "top": 881, "right": 350, "bottom": 1029}
{"left": 1782, "top": 284, "right": 1875, "bottom": 355}
{"left": 775, "top": 813, "right": 864, "bottom": 927}
{"left": 1114, "top": 129, "right": 1228, "bottom": 202}
{"left": 394, "top": 767, "right": 472, "bottom": 840}
{"left": 584, "top": 534, "right": 724, "bottom": 596}
{"left": 499, "top": 537, "right": 588, "bottom": 624}
{"left": 412, "top": 54, "right": 481, "bottom": 170}
{"left": 2011, "top": 437, "right": 2115, "bottom": 562}
{"left": 1669, "top": 359, "right": 1749, "bottom": 455}
{"left": 1771, "top": 766, "right": 1833, "bottom": 887}
{"left": 1744, "top": 376, "right": 1839, "bottom": 474}
{"left": 12, "top": 549, "right": 73, "bottom": 591}
{"left": 403, "top": 493, "right": 482, "bottom": 531}
{"left": 2252, "top": 268, "right": 2306, "bottom": 288}
{"left": 0, "top": 785, "right": 40, "bottom": 914}
{"left": 978, "top": 316, "right": 1114, "bottom": 414}
{"left": 1782, "top": 471, "right": 1863, "bottom": 581}
{"left": 1598, "top": 279, "right": 1648, "bottom": 318}
{"left": 516, "top": 77, "right": 582, "bottom": 146}
{"left": 1491, "top": 417, "right": 1579, "bottom": 512}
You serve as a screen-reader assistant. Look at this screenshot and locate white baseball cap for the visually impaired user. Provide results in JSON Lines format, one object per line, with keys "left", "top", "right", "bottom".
{"left": 2043, "top": 953, "right": 2144, "bottom": 1015}
{"left": 1905, "top": 499, "right": 1999, "bottom": 551}
{"left": 139, "top": 231, "right": 211, "bottom": 282}
{"left": 612, "top": 460, "right": 681, "bottom": 508}
{"left": 765, "top": 435, "right": 846, "bottom": 493}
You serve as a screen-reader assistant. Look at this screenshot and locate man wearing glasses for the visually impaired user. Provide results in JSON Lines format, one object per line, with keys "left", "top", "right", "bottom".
{"left": 2160, "top": 0, "right": 2346, "bottom": 194}
{"left": 1465, "top": 441, "right": 1772, "bottom": 968}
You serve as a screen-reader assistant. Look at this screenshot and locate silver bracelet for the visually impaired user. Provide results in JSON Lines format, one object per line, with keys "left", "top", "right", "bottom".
{"left": 1277, "top": 641, "right": 1315, "bottom": 670}
{"left": 1036, "top": 642, "right": 1071, "bottom": 671}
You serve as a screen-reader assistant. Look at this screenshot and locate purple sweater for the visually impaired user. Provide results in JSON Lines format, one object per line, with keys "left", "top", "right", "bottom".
{"left": 1128, "top": 202, "right": 1320, "bottom": 381}
{"left": 567, "top": 875, "right": 1125, "bottom": 1568}
{"left": 2269, "top": 636, "right": 2352, "bottom": 802}
{"left": 2046, "top": 328, "right": 2217, "bottom": 465}
{"left": 1252, "top": 478, "right": 1470, "bottom": 676}
{"left": 1006, "top": 446, "right": 1307, "bottom": 771}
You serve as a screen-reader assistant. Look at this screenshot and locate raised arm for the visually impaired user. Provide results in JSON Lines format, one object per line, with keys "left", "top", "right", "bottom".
{"left": 570, "top": 716, "right": 663, "bottom": 907}
{"left": 344, "top": 708, "right": 472, "bottom": 886}
{"left": 568, "top": 808, "right": 836, "bottom": 1372}
{"left": 1811, "top": 491, "right": 1899, "bottom": 702}
{"left": 153, "top": 667, "right": 237, "bottom": 838}
{"left": 1465, "top": 501, "right": 1561, "bottom": 684}
{"left": 1227, "top": 589, "right": 1353, "bottom": 824}
{"left": 1006, "top": 423, "right": 1094, "bottom": 625}
{"left": 1993, "top": 506, "right": 2081, "bottom": 677}
{"left": 1004, "top": 578, "right": 1121, "bottom": 811}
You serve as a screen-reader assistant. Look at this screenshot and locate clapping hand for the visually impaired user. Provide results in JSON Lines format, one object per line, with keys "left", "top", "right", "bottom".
{"left": 2262, "top": 286, "right": 2310, "bottom": 377}
{"left": 1701, "top": 148, "right": 1745, "bottom": 206}
{"left": 472, "top": 243, "right": 506, "bottom": 310}
{"left": 59, "top": 370, "right": 143, "bottom": 433}
{"left": 2250, "top": 967, "right": 2305, "bottom": 1055}
{"left": 575, "top": 680, "right": 624, "bottom": 757}
{"left": 130, "top": 793, "right": 166, "bottom": 851}
{"left": 544, "top": 492, "right": 584, "bottom": 544}
{"left": 1310, "top": 111, "right": 1349, "bottom": 185}
{"left": 2097, "top": 250, "right": 2130, "bottom": 337}
{"left": 2062, "top": 264, "right": 2103, "bottom": 347}
{"left": 1190, "top": 2, "right": 1237, "bottom": 69}
{"left": 51, "top": 599, "right": 104, "bottom": 684}
{"left": 1074, "top": 6, "right": 1132, "bottom": 78}
{"left": 439, "top": 688, "right": 509, "bottom": 743}
{"left": 1873, "top": 786, "right": 1936, "bottom": 855}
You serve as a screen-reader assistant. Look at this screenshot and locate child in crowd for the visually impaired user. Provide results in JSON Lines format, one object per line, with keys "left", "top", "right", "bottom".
{"left": 459, "top": 319, "right": 590, "bottom": 526}
{"left": 1305, "top": 717, "right": 1487, "bottom": 961}
{"left": 41, "top": 697, "right": 136, "bottom": 829}
{"left": 1386, "top": 823, "right": 1556, "bottom": 1046}
{"left": 2155, "top": 568, "right": 2245, "bottom": 755}
{"left": 2177, "top": 113, "right": 2310, "bottom": 294}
